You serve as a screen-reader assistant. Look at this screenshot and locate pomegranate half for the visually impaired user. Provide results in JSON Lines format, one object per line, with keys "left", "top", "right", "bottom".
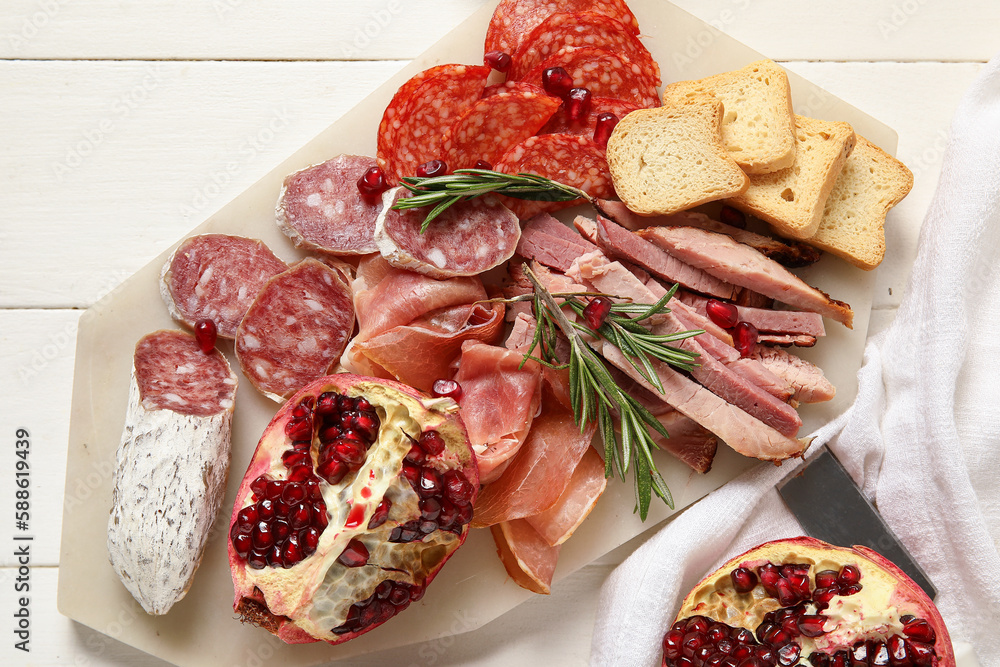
{"left": 663, "top": 537, "right": 954, "bottom": 667}
{"left": 228, "top": 374, "right": 478, "bottom": 644}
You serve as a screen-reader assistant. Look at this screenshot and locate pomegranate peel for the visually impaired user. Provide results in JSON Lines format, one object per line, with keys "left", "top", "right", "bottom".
{"left": 228, "top": 374, "right": 478, "bottom": 645}
{"left": 666, "top": 537, "right": 954, "bottom": 667}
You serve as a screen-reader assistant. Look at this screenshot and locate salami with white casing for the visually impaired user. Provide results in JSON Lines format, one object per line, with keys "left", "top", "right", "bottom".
{"left": 375, "top": 187, "right": 520, "bottom": 279}
{"left": 276, "top": 154, "right": 382, "bottom": 256}
{"left": 107, "top": 329, "right": 237, "bottom": 615}
{"left": 160, "top": 234, "right": 288, "bottom": 339}
{"left": 236, "top": 258, "right": 355, "bottom": 401}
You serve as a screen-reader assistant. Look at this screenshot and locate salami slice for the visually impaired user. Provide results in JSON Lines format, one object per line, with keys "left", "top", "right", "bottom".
{"left": 523, "top": 47, "right": 660, "bottom": 108}
{"left": 509, "top": 11, "right": 660, "bottom": 84}
{"left": 276, "top": 154, "right": 382, "bottom": 255}
{"left": 485, "top": 0, "right": 640, "bottom": 57}
{"left": 442, "top": 88, "right": 560, "bottom": 170}
{"left": 495, "top": 133, "right": 615, "bottom": 219}
{"left": 160, "top": 234, "right": 287, "bottom": 339}
{"left": 236, "top": 258, "right": 355, "bottom": 401}
{"left": 540, "top": 96, "right": 639, "bottom": 136}
{"left": 374, "top": 188, "right": 520, "bottom": 279}
{"left": 376, "top": 64, "right": 491, "bottom": 183}
{"left": 108, "top": 330, "right": 237, "bottom": 614}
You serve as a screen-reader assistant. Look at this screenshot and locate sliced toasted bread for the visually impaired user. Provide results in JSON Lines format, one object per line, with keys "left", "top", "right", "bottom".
{"left": 807, "top": 136, "right": 913, "bottom": 270}
{"left": 729, "top": 115, "right": 856, "bottom": 239}
{"left": 664, "top": 60, "right": 797, "bottom": 175}
{"left": 606, "top": 90, "right": 749, "bottom": 216}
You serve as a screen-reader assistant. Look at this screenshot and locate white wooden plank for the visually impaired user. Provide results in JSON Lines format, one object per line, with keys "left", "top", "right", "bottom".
{"left": 1, "top": 0, "right": 997, "bottom": 62}
{"left": 0, "top": 310, "right": 78, "bottom": 567}
{"left": 0, "top": 60, "right": 403, "bottom": 308}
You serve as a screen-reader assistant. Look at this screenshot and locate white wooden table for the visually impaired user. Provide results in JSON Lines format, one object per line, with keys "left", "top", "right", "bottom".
{"left": 1, "top": 1, "right": 996, "bottom": 664}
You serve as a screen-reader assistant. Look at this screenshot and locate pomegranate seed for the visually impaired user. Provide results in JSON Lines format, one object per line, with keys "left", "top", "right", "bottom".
{"left": 906, "top": 641, "right": 935, "bottom": 667}
{"left": 730, "top": 567, "right": 758, "bottom": 593}
{"left": 401, "top": 463, "right": 420, "bottom": 487}
{"left": 473, "top": 159, "right": 493, "bottom": 170}
{"left": 484, "top": 50, "right": 512, "bottom": 72}
{"left": 357, "top": 165, "right": 388, "bottom": 203}
{"left": 419, "top": 430, "right": 446, "bottom": 455}
{"left": 840, "top": 583, "right": 862, "bottom": 596}
{"left": 565, "top": 87, "right": 592, "bottom": 122}
{"left": 271, "top": 520, "right": 290, "bottom": 543}
{"left": 256, "top": 498, "right": 275, "bottom": 521}
{"left": 231, "top": 532, "right": 252, "bottom": 557}
{"left": 313, "top": 503, "right": 328, "bottom": 529}
{"left": 250, "top": 475, "right": 268, "bottom": 499}
{"left": 686, "top": 616, "right": 709, "bottom": 634}
{"left": 763, "top": 626, "right": 790, "bottom": 646}
{"left": 315, "top": 391, "right": 338, "bottom": 415}
{"left": 733, "top": 645, "right": 753, "bottom": 660}
{"left": 774, "top": 578, "right": 799, "bottom": 606}
{"left": 887, "top": 636, "right": 908, "bottom": 665}
{"left": 337, "top": 539, "right": 370, "bottom": 568}
{"left": 251, "top": 521, "right": 274, "bottom": 550}
{"left": 756, "top": 648, "right": 775, "bottom": 664}
{"left": 368, "top": 498, "right": 391, "bottom": 529}
{"left": 664, "top": 631, "right": 685, "bottom": 660}
{"left": 353, "top": 412, "right": 380, "bottom": 441}
{"left": 317, "top": 458, "right": 347, "bottom": 484}
{"left": 301, "top": 527, "right": 320, "bottom": 553}
{"left": 787, "top": 572, "right": 811, "bottom": 599}
{"left": 281, "top": 482, "right": 307, "bottom": 505}
{"left": 542, "top": 66, "right": 574, "bottom": 98}
{"left": 431, "top": 379, "right": 463, "bottom": 401}
{"left": 798, "top": 615, "right": 826, "bottom": 637}
{"left": 719, "top": 205, "right": 747, "bottom": 229}
{"left": 870, "top": 642, "right": 890, "bottom": 667}
{"left": 902, "top": 618, "right": 936, "bottom": 644}
{"left": 287, "top": 465, "right": 312, "bottom": 483}
{"left": 707, "top": 623, "right": 730, "bottom": 642}
{"left": 388, "top": 585, "right": 410, "bottom": 607}
{"left": 814, "top": 569, "right": 839, "bottom": 588}
{"left": 247, "top": 551, "right": 268, "bottom": 569}
{"left": 416, "top": 159, "right": 448, "bottom": 178}
{"left": 289, "top": 503, "right": 311, "bottom": 529}
{"left": 851, "top": 642, "right": 869, "bottom": 667}
{"left": 831, "top": 650, "right": 849, "bottom": 667}
{"left": 236, "top": 506, "right": 257, "bottom": 531}
{"left": 810, "top": 652, "right": 831, "bottom": 667}
{"left": 418, "top": 468, "right": 442, "bottom": 497}
{"left": 777, "top": 643, "right": 801, "bottom": 666}
{"left": 733, "top": 628, "right": 754, "bottom": 644}
{"left": 696, "top": 645, "right": 715, "bottom": 663}
{"left": 733, "top": 321, "right": 758, "bottom": 357}
{"left": 837, "top": 564, "right": 861, "bottom": 586}
{"left": 405, "top": 445, "right": 426, "bottom": 466}
{"left": 583, "top": 296, "right": 613, "bottom": 330}
{"left": 194, "top": 319, "right": 217, "bottom": 353}
{"left": 282, "top": 540, "right": 302, "bottom": 565}
{"left": 420, "top": 497, "right": 442, "bottom": 521}
{"left": 682, "top": 632, "right": 706, "bottom": 658}
{"left": 812, "top": 586, "right": 838, "bottom": 607}
{"left": 758, "top": 564, "right": 781, "bottom": 595}
{"left": 335, "top": 439, "right": 366, "bottom": 467}
{"left": 284, "top": 417, "right": 313, "bottom": 441}
{"left": 593, "top": 112, "right": 619, "bottom": 147}
{"left": 756, "top": 622, "right": 776, "bottom": 643}
{"left": 705, "top": 299, "right": 740, "bottom": 329}
{"left": 418, "top": 519, "right": 438, "bottom": 534}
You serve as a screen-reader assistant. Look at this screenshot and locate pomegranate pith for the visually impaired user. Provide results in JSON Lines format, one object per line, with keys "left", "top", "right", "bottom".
{"left": 664, "top": 538, "right": 954, "bottom": 667}
{"left": 228, "top": 374, "right": 478, "bottom": 645}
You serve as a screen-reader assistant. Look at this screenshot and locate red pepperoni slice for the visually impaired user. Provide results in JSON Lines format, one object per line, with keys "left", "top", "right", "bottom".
{"left": 509, "top": 12, "right": 660, "bottom": 85}
{"left": 480, "top": 80, "right": 547, "bottom": 99}
{"left": 485, "top": 0, "right": 640, "bottom": 57}
{"left": 442, "top": 88, "right": 560, "bottom": 170}
{"left": 236, "top": 259, "right": 355, "bottom": 401}
{"left": 495, "top": 133, "right": 615, "bottom": 219}
{"left": 160, "top": 234, "right": 288, "bottom": 339}
{"left": 277, "top": 154, "right": 382, "bottom": 256}
{"left": 375, "top": 188, "right": 521, "bottom": 279}
{"left": 376, "top": 64, "right": 490, "bottom": 184}
{"left": 540, "top": 96, "right": 639, "bottom": 136}
{"left": 134, "top": 330, "right": 236, "bottom": 417}
{"left": 523, "top": 47, "right": 660, "bottom": 108}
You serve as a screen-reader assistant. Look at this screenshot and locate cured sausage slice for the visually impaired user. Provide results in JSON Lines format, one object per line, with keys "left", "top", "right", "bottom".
{"left": 485, "top": 0, "right": 640, "bottom": 57}
{"left": 522, "top": 47, "right": 660, "bottom": 109}
{"left": 160, "top": 234, "right": 287, "bottom": 339}
{"left": 376, "top": 64, "right": 491, "bottom": 183}
{"left": 495, "top": 133, "right": 615, "bottom": 219}
{"left": 540, "top": 96, "right": 639, "bottom": 136}
{"left": 374, "top": 188, "right": 520, "bottom": 279}
{"left": 108, "top": 330, "right": 237, "bottom": 614}
{"left": 236, "top": 258, "right": 355, "bottom": 401}
{"left": 276, "top": 154, "right": 382, "bottom": 256}
{"left": 509, "top": 11, "right": 660, "bottom": 84}
{"left": 442, "top": 88, "right": 560, "bottom": 170}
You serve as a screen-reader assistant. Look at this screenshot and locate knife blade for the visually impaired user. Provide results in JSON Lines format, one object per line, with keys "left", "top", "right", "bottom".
{"left": 777, "top": 445, "right": 937, "bottom": 599}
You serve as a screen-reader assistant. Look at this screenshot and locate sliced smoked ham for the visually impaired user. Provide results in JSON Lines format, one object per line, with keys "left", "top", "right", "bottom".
{"left": 638, "top": 226, "right": 854, "bottom": 328}
{"left": 751, "top": 346, "right": 836, "bottom": 404}
{"left": 472, "top": 387, "right": 596, "bottom": 528}
{"left": 525, "top": 447, "right": 607, "bottom": 546}
{"left": 453, "top": 341, "right": 543, "bottom": 484}
{"left": 649, "top": 411, "right": 718, "bottom": 475}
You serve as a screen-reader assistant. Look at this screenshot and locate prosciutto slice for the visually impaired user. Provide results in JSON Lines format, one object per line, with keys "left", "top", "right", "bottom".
{"left": 490, "top": 520, "right": 560, "bottom": 595}
{"left": 638, "top": 226, "right": 854, "bottom": 327}
{"left": 526, "top": 447, "right": 607, "bottom": 546}
{"left": 454, "top": 341, "right": 542, "bottom": 484}
{"left": 344, "top": 255, "right": 503, "bottom": 390}
{"left": 472, "top": 387, "right": 596, "bottom": 527}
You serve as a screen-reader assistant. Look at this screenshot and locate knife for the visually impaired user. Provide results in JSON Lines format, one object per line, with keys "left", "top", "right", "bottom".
{"left": 776, "top": 445, "right": 937, "bottom": 599}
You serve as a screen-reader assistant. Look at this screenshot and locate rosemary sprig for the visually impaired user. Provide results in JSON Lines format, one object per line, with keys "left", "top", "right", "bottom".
{"left": 393, "top": 169, "right": 591, "bottom": 232}
{"left": 520, "top": 267, "right": 702, "bottom": 520}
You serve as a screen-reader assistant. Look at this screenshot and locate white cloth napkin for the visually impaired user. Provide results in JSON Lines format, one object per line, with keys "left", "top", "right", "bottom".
{"left": 591, "top": 52, "right": 1000, "bottom": 667}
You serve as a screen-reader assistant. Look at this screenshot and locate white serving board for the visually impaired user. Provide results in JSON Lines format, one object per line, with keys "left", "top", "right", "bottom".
{"left": 58, "top": 1, "right": 895, "bottom": 665}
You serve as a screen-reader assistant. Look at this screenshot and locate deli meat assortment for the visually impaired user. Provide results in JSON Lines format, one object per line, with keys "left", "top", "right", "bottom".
{"left": 95, "top": 0, "right": 940, "bottom": 662}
